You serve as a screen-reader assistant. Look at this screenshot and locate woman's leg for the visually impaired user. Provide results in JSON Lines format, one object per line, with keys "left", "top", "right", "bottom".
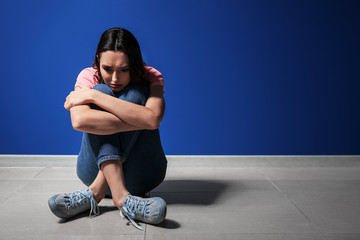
{"left": 116, "top": 84, "right": 167, "bottom": 196}
{"left": 48, "top": 84, "right": 123, "bottom": 219}
{"left": 49, "top": 84, "right": 167, "bottom": 225}
{"left": 123, "top": 129, "right": 167, "bottom": 196}
{"left": 100, "top": 160, "right": 130, "bottom": 207}
{"left": 77, "top": 130, "right": 109, "bottom": 202}
{"left": 77, "top": 83, "right": 155, "bottom": 207}
{"left": 85, "top": 84, "right": 167, "bottom": 228}
{"left": 76, "top": 83, "right": 124, "bottom": 202}
{"left": 88, "top": 170, "right": 108, "bottom": 203}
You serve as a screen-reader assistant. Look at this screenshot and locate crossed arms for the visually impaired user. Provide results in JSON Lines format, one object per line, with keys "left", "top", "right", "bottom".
{"left": 64, "top": 84, "right": 165, "bottom": 135}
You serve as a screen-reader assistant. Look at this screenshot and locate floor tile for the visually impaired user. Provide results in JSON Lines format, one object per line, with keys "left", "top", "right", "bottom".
{"left": 34, "top": 167, "right": 78, "bottom": 180}
{"left": 152, "top": 179, "right": 278, "bottom": 193}
{"left": 0, "top": 155, "right": 77, "bottom": 167}
{"left": 1, "top": 155, "right": 360, "bottom": 239}
{"left": 271, "top": 180, "right": 360, "bottom": 193}
{"left": 0, "top": 179, "right": 29, "bottom": 193}
{"left": 165, "top": 156, "right": 360, "bottom": 168}
{"left": 0, "top": 167, "right": 45, "bottom": 179}
{"left": 146, "top": 233, "right": 328, "bottom": 240}
{"left": 19, "top": 179, "right": 87, "bottom": 194}
{"left": 0, "top": 192, "right": 143, "bottom": 237}
{"left": 165, "top": 167, "right": 265, "bottom": 180}
{"left": 0, "top": 192, "right": 13, "bottom": 204}
{"left": 324, "top": 234, "right": 360, "bottom": 240}
{"left": 1, "top": 235, "right": 144, "bottom": 240}
{"left": 285, "top": 192, "right": 360, "bottom": 233}
{"left": 147, "top": 191, "right": 323, "bottom": 234}
{"left": 258, "top": 168, "right": 360, "bottom": 180}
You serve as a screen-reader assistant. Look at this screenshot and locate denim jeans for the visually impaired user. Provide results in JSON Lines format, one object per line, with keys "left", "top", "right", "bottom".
{"left": 76, "top": 84, "right": 167, "bottom": 196}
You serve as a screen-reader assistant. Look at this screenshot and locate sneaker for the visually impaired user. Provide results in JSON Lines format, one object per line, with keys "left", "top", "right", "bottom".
{"left": 48, "top": 188, "right": 100, "bottom": 219}
{"left": 120, "top": 195, "right": 167, "bottom": 230}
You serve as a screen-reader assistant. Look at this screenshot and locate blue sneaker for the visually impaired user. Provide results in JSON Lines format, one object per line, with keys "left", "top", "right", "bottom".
{"left": 48, "top": 188, "right": 100, "bottom": 219}
{"left": 120, "top": 195, "right": 167, "bottom": 230}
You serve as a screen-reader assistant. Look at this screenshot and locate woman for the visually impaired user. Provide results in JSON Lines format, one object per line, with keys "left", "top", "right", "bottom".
{"left": 48, "top": 27, "right": 167, "bottom": 231}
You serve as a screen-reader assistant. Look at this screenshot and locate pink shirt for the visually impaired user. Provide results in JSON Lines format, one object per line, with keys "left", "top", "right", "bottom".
{"left": 75, "top": 66, "right": 164, "bottom": 89}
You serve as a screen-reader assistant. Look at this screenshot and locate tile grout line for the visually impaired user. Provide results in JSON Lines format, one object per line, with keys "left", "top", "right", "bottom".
{"left": 0, "top": 193, "right": 14, "bottom": 206}
{"left": 6, "top": 167, "right": 49, "bottom": 197}
{"left": 0, "top": 167, "right": 46, "bottom": 168}
{"left": 31, "top": 167, "right": 48, "bottom": 179}
{"left": 144, "top": 224, "right": 147, "bottom": 240}
{"left": 256, "top": 168, "right": 313, "bottom": 223}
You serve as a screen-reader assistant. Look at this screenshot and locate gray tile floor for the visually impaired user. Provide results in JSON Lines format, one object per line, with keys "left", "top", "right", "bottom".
{"left": 0, "top": 155, "right": 360, "bottom": 240}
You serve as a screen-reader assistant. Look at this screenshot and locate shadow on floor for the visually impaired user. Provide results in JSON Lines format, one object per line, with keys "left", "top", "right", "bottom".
{"left": 151, "top": 179, "right": 229, "bottom": 205}
{"left": 156, "top": 219, "right": 181, "bottom": 229}
{"left": 151, "top": 180, "right": 229, "bottom": 230}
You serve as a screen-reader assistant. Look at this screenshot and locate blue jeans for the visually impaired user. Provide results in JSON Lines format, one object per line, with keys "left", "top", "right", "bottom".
{"left": 76, "top": 84, "right": 167, "bottom": 196}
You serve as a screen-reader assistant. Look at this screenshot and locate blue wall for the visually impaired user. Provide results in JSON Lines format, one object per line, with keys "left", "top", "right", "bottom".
{"left": 0, "top": 0, "right": 359, "bottom": 155}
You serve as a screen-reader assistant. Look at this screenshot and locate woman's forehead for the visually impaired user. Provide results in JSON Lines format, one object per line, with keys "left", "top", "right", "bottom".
{"left": 100, "top": 51, "right": 129, "bottom": 67}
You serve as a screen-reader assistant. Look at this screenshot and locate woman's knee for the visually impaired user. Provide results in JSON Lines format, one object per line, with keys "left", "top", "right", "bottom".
{"left": 90, "top": 84, "right": 114, "bottom": 110}
{"left": 92, "top": 84, "right": 114, "bottom": 96}
{"left": 119, "top": 85, "right": 149, "bottom": 106}
{"left": 92, "top": 83, "right": 149, "bottom": 106}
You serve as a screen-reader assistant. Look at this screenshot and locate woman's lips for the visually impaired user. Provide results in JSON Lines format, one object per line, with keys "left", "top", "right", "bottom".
{"left": 110, "top": 84, "right": 122, "bottom": 88}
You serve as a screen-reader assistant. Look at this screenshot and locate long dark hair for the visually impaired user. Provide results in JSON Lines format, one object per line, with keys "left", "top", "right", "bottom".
{"left": 92, "top": 27, "right": 148, "bottom": 85}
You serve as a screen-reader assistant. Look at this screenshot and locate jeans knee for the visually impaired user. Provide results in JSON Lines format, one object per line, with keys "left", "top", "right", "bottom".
{"left": 92, "top": 84, "right": 114, "bottom": 96}
{"left": 119, "top": 85, "right": 149, "bottom": 106}
{"left": 91, "top": 84, "right": 114, "bottom": 110}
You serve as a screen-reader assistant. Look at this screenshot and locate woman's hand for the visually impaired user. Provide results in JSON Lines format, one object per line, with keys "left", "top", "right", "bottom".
{"left": 64, "top": 84, "right": 93, "bottom": 110}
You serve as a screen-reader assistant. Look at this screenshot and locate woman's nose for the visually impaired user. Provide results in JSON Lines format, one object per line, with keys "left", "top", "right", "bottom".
{"left": 112, "top": 71, "right": 119, "bottom": 81}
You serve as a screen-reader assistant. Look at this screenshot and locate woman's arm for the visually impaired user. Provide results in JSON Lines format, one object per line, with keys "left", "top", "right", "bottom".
{"left": 90, "top": 85, "right": 165, "bottom": 129}
{"left": 69, "top": 105, "right": 143, "bottom": 135}
{"left": 66, "top": 84, "right": 165, "bottom": 134}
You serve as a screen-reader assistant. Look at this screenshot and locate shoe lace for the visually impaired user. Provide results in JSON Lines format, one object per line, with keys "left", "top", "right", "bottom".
{"left": 66, "top": 189, "right": 100, "bottom": 217}
{"left": 120, "top": 197, "right": 149, "bottom": 231}
{"left": 89, "top": 197, "right": 100, "bottom": 217}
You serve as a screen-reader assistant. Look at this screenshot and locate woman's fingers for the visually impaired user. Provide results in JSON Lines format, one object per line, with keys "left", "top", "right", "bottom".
{"left": 64, "top": 91, "right": 75, "bottom": 110}
{"left": 64, "top": 89, "right": 91, "bottom": 110}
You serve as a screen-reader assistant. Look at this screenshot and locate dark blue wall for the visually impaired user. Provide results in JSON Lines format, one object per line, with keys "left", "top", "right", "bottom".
{"left": 0, "top": 0, "right": 359, "bottom": 155}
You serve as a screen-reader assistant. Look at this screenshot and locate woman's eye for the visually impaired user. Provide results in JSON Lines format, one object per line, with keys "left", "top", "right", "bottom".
{"left": 103, "top": 68, "right": 112, "bottom": 72}
{"left": 121, "top": 68, "right": 129, "bottom": 73}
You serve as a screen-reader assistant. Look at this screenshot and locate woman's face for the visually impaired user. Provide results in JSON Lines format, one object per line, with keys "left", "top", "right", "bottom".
{"left": 99, "top": 51, "right": 130, "bottom": 93}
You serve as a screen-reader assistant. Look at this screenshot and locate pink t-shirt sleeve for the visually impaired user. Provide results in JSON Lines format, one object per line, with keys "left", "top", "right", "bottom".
{"left": 75, "top": 68, "right": 98, "bottom": 89}
{"left": 74, "top": 66, "right": 164, "bottom": 89}
{"left": 144, "top": 66, "right": 164, "bottom": 87}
